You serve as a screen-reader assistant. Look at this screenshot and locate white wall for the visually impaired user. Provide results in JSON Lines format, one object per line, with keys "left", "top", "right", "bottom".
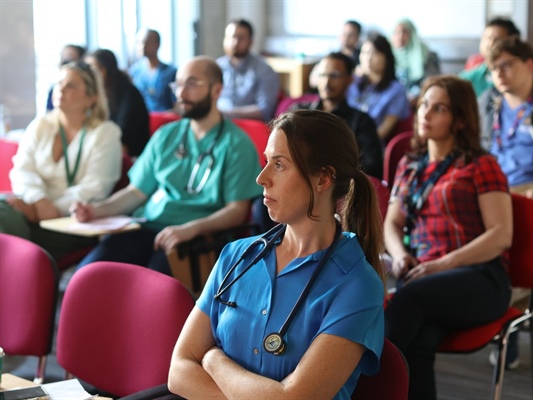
{"left": 0, "top": 0, "right": 36, "bottom": 130}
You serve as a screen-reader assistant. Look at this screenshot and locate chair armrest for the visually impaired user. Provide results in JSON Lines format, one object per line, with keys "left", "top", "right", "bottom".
{"left": 117, "top": 384, "right": 185, "bottom": 400}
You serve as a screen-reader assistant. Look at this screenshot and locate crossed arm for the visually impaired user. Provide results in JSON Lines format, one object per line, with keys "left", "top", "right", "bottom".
{"left": 168, "top": 307, "right": 365, "bottom": 400}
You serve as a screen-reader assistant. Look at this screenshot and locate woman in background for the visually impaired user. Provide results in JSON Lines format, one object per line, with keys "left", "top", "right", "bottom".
{"left": 347, "top": 33, "right": 410, "bottom": 142}
{"left": 391, "top": 19, "right": 440, "bottom": 105}
{"left": 87, "top": 49, "right": 150, "bottom": 157}
{"left": 384, "top": 76, "right": 512, "bottom": 400}
{"left": 0, "top": 61, "right": 122, "bottom": 260}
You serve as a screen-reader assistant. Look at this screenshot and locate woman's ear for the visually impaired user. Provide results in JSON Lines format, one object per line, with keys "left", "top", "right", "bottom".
{"left": 316, "top": 167, "right": 336, "bottom": 192}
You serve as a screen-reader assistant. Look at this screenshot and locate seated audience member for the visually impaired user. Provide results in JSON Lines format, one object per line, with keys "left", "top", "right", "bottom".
{"left": 340, "top": 20, "right": 363, "bottom": 65}
{"left": 347, "top": 33, "right": 410, "bottom": 142}
{"left": 168, "top": 110, "right": 385, "bottom": 399}
{"left": 216, "top": 19, "right": 280, "bottom": 122}
{"left": 478, "top": 36, "right": 533, "bottom": 368}
{"left": 480, "top": 36, "right": 533, "bottom": 197}
{"left": 294, "top": 52, "right": 383, "bottom": 179}
{"left": 384, "top": 76, "right": 512, "bottom": 400}
{"left": 72, "top": 56, "right": 263, "bottom": 275}
{"left": 308, "top": 20, "right": 362, "bottom": 90}
{"left": 1, "top": 61, "right": 122, "bottom": 260}
{"left": 391, "top": 19, "right": 440, "bottom": 104}
{"left": 129, "top": 28, "right": 177, "bottom": 112}
{"left": 459, "top": 17, "right": 520, "bottom": 97}
{"left": 46, "top": 44, "right": 86, "bottom": 111}
{"left": 86, "top": 49, "right": 150, "bottom": 157}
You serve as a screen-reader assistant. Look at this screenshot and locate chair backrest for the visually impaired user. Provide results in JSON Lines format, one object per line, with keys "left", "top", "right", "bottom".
{"left": 56, "top": 261, "right": 195, "bottom": 397}
{"left": 0, "top": 234, "right": 59, "bottom": 357}
{"left": 383, "top": 131, "right": 413, "bottom": 188}
{"left": 149, "top": 111, "right": 181, "bottom": 136}
{"left": 274, "top": 93, "right": 320, "bottom": 117}
{"left": 232, "top": 118, "right": 270, "bottom": 167}
{"left": 112, "top": 151, "right": 134, "bottom": 193}
{"left": 367, "top": 176, "right": 391, "bottom": 223}
{"left": 351, "top": 338, "right": 409, "bottom": 400}
{"left": 508, "top": 194, "right": 533, "bottom": 289}
{"left": 0, "top": 138, "right": 19, "bottom": 193}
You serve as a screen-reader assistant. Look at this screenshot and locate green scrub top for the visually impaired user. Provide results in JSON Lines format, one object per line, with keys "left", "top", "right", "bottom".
{"left": 129, "top": 119, "right": 263, "bottom": 230}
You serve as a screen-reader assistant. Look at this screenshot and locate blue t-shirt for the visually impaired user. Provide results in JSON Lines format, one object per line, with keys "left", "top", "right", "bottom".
{"left": 347, "top": 78, "right": 410, "bottom": 128}
{"left": 490, "top": 98, "right": 533, "bottom": 186}
{"left": 129, "top": 59, "right": 177, "bottom": 111}
{"left": 128, "top": 119, "right": 263, "bottom": 230}
{"left": 197, "top": 231, "right": 384, "bottom": 399}
{"left": 216, "top": 54, "right": 280, "bottom": 122}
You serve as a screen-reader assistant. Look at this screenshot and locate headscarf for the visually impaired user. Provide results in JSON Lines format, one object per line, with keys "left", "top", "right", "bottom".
{"left": 392, "top": 19, "right": 429, "bottom": 83}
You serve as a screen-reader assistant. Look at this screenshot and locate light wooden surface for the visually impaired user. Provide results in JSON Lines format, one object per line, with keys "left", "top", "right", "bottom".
{"left": 40, "top": 216, "right": 140, "bottom": 237}
{"left": 265, "top": 56, "right": 317, "bottom": 97}
{"left": 0, "top": 373, "right": 112, "bottom": 399}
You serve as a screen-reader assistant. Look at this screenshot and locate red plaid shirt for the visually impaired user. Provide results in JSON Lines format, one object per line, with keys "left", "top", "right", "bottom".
{"left": 392, "top": 154, "right": 509, "bottom": 263}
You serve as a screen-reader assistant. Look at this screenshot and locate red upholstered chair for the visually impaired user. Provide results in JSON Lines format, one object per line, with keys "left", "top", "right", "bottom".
{"left": 436, "top": 194, "right": 533, "bottom": 400}
{"left": 383, "top": 131, "right": 413, "bottom": 188}
{"left": 0, "top": 233, "right": 59, "bottom": 383}
{"left": 368, "top": 176, "right": 390, "bottom": 223}
{"left": 351, "top": 338, "right": 409, "bottom": 400}
{"left": 56, "top": 261, "right": 195, "bottom": 397}
{"left": 232, "top": 118, "right": 270, "bottom": 167}
{"left": 274, "top": 93, "right": 320, "bottom": 117}
{"left": 0, "top": 138, "right": 18, "bottom": 193}
{"left": 149, "top": 111, "right": 181, "bottom": 136}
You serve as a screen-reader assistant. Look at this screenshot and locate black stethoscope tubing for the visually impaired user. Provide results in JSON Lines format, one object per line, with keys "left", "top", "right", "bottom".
{"left": 215, "top": 222, "right": 342, "bottom": 355}
{"left": 215, "top": 223, "right": 287, "bottom": 307}
{"left": 175, "top": 117, "right": 225, "bottom": 194}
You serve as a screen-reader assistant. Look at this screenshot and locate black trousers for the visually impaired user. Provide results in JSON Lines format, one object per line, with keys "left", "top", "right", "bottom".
{"left": 385, "top": 259, "right": 511, "bottom": 400}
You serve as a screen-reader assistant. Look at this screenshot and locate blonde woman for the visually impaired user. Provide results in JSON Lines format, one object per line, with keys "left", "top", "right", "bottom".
{"left": 0, "top": 61, "right": 122, "bottom": 259}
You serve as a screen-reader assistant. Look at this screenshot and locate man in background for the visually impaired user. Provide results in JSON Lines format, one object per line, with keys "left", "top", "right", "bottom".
{"left": 459, "top": 17, "right": 520, "bottom": 97}
{"left": 216, "top": 19, "right": 280, "bottom": 122}
{"left": 295, "top": 52, "right": 383, "bottom": 179}
{"left": 479, "top": 35, "right": 533, "bottom": 370}
{"left": 72, "top": 56, "right": 262, "bottom": 275}
{"left": 129, "top": 28, "right": 177, "bottom": 111}
{"left": 46, "top": 44, "right": 86, "bottom": 111}
{"left": 340, "top": 20, "right": 362, "bottom": 65}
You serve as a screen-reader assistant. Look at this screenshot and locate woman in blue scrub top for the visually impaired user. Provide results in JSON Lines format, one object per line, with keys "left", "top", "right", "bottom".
{"left": 168, "top": 110, "right": 385, "bottom": 400}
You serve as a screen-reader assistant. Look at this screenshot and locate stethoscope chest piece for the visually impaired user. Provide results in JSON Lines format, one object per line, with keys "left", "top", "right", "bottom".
{"left": 263, "top": 332, "right": 287, "bottom": 356}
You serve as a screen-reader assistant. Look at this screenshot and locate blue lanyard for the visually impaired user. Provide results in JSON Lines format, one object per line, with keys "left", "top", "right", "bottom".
{"left": 59, "top": 125, "right": 87, "bottom": 187}
{"left": 403, "top": 152, "right": 456, "bottom": 251}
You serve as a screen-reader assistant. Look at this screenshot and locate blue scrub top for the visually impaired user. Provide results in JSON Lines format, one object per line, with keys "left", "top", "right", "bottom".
{"left": 490, "top": 98, "right": 533, "bottom": 187}
{"left": 197, "top": 231, "right": 384, "bottom": 400}
{"left": 347, "top": 78, "right": 410, "bottom": 128}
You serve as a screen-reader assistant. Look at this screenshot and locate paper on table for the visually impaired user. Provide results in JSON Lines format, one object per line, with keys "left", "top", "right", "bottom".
{"left": 67, "top": 215, "right": 137, "bottom": 232}
{"left": 41, "top": 379, "right": 94, "bottom": 400}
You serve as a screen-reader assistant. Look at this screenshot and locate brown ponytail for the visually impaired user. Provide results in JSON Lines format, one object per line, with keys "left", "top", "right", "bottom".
{"left": 341, "top": 171, "right": 385, "bottom": 284}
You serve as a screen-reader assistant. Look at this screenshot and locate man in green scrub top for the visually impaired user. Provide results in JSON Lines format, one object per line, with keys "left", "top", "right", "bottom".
{"left": 71, "top": 56, "right": 263, "bottom": 275}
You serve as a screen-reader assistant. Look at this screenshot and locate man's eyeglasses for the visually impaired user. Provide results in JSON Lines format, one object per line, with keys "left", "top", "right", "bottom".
{"left": 489, "top": 57, "right": 521, "bottom": 74}
{"left": 317, "top": 72, "right": 347, "bottom": 80}
{"left": 169, "top": 79, "right": 207, "bottom": 93}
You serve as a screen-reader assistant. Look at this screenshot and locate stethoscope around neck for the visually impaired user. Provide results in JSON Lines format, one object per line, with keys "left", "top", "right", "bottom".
{"left": 214, "top": 222, "right": 342, "bottom": 356}
{"left": 174, "top": 117, "right": 225, "bottom": 194}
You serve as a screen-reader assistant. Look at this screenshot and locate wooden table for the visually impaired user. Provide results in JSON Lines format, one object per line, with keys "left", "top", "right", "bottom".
{"left": 265, "top": 56, "right": 318, "bottom": 97}
{"left": 0, "top": 373, "right": 112, "bottom": 399}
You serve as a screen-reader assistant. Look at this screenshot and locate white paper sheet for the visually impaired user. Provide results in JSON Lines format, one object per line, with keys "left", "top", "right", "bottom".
{"left": 41, "top": 379, "right": 94, "bottom": 400}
